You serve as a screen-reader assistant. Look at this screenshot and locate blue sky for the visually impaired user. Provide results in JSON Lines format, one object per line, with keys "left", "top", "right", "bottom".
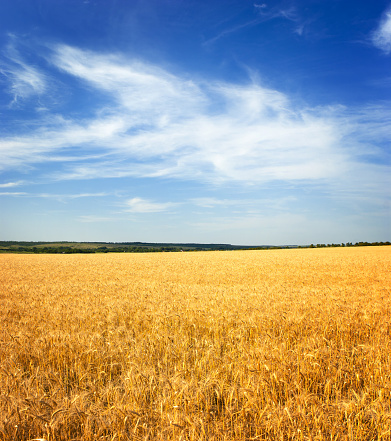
{"left": 0, "top": 0, "right": 390, "bottom": 245}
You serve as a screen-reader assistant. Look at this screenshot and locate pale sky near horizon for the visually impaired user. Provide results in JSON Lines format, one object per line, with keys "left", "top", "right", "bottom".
{"left": 0, "top": 0, "right": 390, "bottom": 245}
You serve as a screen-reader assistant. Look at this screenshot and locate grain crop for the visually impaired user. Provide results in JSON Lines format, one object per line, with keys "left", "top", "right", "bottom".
{"left": 1, "top": 246, "right": 390, "bottom": 440}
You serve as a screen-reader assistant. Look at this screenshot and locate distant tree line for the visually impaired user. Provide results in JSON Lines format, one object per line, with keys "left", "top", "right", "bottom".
{"left": 0, "top": 241, "right": 389, "bottom": 254}
{"left": 0, "top": 245, "right": 186, "bottom": 254}
{"left": 305, "top": 242, "right": 391, "bottom": 249}
{"left": 96, "top": 246, "right": 182, "bottom": 253}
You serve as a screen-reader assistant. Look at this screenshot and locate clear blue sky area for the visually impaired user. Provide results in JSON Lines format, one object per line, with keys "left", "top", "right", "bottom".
{"left": 0, "top": 0, "right": 390, "bottom": 245}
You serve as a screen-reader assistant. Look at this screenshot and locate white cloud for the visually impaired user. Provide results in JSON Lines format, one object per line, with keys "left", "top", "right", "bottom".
{"left": 9, "top": 66, "right": 46, "bottom": 101}
{"left": 0, "top": 44, "right": 389, "bottom": 208}
{"left": 50, "top": 45, "right": 204, "bottom": 121}
{"left": 0, "top": 192, "right": 27, "bottom": 196}
{"left": 125, "top": 197, "right": 177, "bottom": 213}
{"left": 36, "top": 192, "right": 109, "bottom": 201}
{"left": 0, "top": 42, "right": 47, "bottom": 103}
{"left": 78, "top": 215, "right": 118, "bottom": 223}
{"left": 191, "top": 196, "right": 297, "bottom": 212}
{"left": 0, "top": 191, "right": 110, "bottom": 201}
{"left": 191, "top": 197, "right": 241, "bottom": 208}
{"left": 205, "top": 4, "right": 303, "bottom": 46}
{"left": 0, "top": 181, "right": 24, "bottom": 188}
{"left": 372, "top": 8, "right": 391, "bottom": 54}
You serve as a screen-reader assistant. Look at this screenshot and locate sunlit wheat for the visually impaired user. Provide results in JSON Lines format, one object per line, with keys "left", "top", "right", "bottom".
{"left": 1, "top": 247, "right": 390, "bottom": 440}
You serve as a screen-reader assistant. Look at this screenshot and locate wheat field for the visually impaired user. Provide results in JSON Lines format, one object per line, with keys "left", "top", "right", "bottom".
{"left": 1, "top": 246, "right": 390, "bottom": 440}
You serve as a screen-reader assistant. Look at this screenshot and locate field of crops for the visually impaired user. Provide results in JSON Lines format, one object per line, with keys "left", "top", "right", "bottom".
{"left": 1, "top": 247, "right": 390, "bottom": 440}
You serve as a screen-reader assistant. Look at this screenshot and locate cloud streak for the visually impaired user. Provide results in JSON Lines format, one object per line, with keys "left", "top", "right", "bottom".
{"left": 372, "top": 7, "right": 391, "bottom": 54}
{"left": 0, "top": 181, "right": 24, "bottom": 188}
{"left": 0, "top": 39, "right": 47, "bottom": 104}
{"left": 125, "top": 197, "right": 177, "bottom": 213}
{"left": 0, "top": 43, "right": 389, "bottom": 209}
{"left": 0, "top": 190, "right": 109, "bottom": 201}
{"left": 0, "top": 191, "right": 27, "bottom": 196}
{"left": 205, "top": 4, "right": 305, "bottom": 46}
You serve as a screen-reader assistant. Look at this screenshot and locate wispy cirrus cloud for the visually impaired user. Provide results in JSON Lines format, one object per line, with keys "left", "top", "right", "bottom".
{"left": 0, "top": 180, "right": 24, "bottom": 188}
{"left": 125, "top": 197, "right": 177, "bottom": 213}
{"left": 191, "top": 196, "right": 297, "bottom": 212}
{"left": 78, "top": 215, "right": 119, "bottom": 223}
{"left": 0, "top": 42, "right": 389, "bottom": 209}
{"left": 50, "top": 44, "right": 204, "bottom": 121}
{"left": 191, "top": 197, "right": 243, "bottom": 208}
{"left": 0, "top": 191, "right": 109, "bottom": 200}
{"left": 36, "top": 192, "right": 109, "bottom": 201}
{"left": 0, "top": 39, "right": 47, "bottom": 104}
{"left": 372, "top": 7, "right": 391, "bottom": 54}
{"left": 0, "top": 191, "right": 27, "bottom": 196}
{"left": 205, "top": 4, "right": 305, "bottom": 45}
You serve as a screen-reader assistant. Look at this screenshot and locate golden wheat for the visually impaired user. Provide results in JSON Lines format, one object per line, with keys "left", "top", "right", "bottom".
{"left": 1, "top": 247, "right": 390, "bottom": 440}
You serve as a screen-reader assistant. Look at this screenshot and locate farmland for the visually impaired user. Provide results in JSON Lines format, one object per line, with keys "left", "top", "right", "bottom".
{"left": 1, "top": 247, "right": 391, "bottom": 440}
